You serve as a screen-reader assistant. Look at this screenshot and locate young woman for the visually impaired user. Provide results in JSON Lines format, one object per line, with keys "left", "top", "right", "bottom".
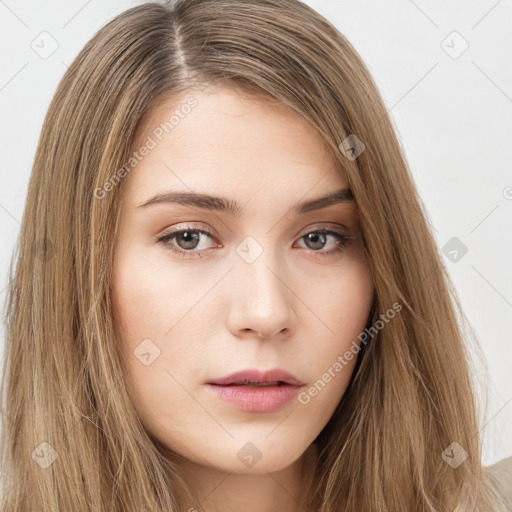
{"left": 1, "top": 0, "right": 510, "bottom": 510}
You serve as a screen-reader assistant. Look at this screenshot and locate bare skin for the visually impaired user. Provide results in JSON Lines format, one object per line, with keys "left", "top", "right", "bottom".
{"left": 111, "top": 85, "right": 374, "bottom": 512}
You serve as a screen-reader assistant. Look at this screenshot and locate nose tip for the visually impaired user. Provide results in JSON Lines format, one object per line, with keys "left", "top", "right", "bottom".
{"left": 231, "top": 294, "right": 296, "bottom": 338}
{"left": 244, "top": 326, "right": 288, "bottom": 339}
{"left": 227, "top": 262, "right": 297, "bottom": 340}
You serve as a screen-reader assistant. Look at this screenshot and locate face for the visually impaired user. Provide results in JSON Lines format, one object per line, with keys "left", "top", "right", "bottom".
{"left": 111, "top": 85, "right": 374, "bottom": 476}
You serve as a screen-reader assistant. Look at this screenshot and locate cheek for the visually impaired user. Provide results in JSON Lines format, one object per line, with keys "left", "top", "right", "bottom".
{"left": 112, "top": 247, "right": 196, "bottom": 341}
{"left": 111, "top": 246, "right": 215, "bottom": 377}
{"left": 311, "top": 255, "right": 374, "bottom": 346}
{"left": 111, "top": 254, "right": 210, "bottom": 440}
{"left": 297, "top": 258, "right": 373, "bottom": 406}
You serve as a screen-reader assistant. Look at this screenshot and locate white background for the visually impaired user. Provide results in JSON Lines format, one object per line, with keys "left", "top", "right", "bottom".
{"left": 0, "top": 0, "right": 511, "bottom": 466}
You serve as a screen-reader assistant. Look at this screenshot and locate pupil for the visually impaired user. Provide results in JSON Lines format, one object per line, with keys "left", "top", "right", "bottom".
{"left": 178, "top": 231, "right": 200, "bottom": 249}
{"left": 305, "top": 232, "right": 326, "bottom": 250}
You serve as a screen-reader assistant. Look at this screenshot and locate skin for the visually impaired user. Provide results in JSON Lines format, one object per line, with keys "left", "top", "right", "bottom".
{"left": 111, "top": 85, "right": 374, "bottom": 512}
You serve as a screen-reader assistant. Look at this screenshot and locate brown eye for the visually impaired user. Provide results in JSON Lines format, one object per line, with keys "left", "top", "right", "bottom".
{"left": 296, "top": 229, "right": 353, "bottom": 256}
{"left": 156, "top": 227, "right": 218, "bottom": 258}
{"left": 173, "top": 231, "right": 201, "bottom": 250}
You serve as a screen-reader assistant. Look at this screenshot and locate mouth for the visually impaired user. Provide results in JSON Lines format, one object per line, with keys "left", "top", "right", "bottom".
{"left": 207, "top": 368, "right": 305, "bottom": 387}
{"left": 205, "top": 382, "right": 302, "bottom": 413}
{"left": 214, "top": 380, "right": 288, "bottom": 387}
{"left": 205, "top": 368, "right": 304, "bottom": 413}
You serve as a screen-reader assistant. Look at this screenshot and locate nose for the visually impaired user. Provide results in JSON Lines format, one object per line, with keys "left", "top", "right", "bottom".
{"left": 225, "top": 251, "right": 298, "bottom": 340}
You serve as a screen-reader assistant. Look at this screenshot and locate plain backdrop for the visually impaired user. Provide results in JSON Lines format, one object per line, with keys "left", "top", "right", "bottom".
{"left": 0, "top": 0, "right": 511, "bottom": 466}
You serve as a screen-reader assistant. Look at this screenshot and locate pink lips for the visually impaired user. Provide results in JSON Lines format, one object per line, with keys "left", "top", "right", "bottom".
{"left": 208, "top": 368, "right": 304, "bottom": 386}
{"left": 206, "top": 368, "right": 305, "bottom": 413}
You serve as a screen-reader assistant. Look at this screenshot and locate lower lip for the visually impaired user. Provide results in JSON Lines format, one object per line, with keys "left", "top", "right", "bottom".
{"left": 206, "top": 383, "right": 301, "bottom": 413}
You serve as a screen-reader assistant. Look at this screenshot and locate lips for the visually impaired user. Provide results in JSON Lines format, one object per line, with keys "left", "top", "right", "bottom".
{"left": 205, "top": 368, "right": 305, "bottom": 413}
{"left": 207, "top": 368, "right": 304, "bottom": 387}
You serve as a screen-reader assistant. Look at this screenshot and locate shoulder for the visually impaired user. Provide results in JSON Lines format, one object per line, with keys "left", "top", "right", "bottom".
{"left": 482, "top": 455, "right": 512, "bottom": 511}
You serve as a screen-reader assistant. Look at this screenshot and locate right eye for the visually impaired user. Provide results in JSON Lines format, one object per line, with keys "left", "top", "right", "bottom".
{"left": 156, "top": 226, "right": 219, "bottom": 258}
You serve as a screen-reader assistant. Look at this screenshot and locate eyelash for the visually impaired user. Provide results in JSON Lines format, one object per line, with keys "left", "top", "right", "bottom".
{"left": 155, "top": 224, "right": 355, "bottom": 259}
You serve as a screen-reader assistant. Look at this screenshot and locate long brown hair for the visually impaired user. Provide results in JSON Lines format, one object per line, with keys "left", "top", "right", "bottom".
{"left": 0, "top": 0, "right": 498, "bottom": 510}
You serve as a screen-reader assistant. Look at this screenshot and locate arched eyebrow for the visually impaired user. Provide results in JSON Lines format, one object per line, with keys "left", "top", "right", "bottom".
{"left": 136, "top": 188, "right": 354, "bottom": 216}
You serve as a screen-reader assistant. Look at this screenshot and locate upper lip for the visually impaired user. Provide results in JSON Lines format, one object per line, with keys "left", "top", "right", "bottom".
{"left": 207, "top": 368, "right": 304, "bottom": 386}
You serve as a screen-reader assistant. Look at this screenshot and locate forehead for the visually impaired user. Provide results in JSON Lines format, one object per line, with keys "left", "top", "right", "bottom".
{"left": 125, "top": 86, "right": 350, "bottom": 207}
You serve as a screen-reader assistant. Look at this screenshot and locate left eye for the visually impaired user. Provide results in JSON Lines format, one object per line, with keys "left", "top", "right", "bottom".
{"left": 158, "top": 229, "right": 214, "bottom": 253}
{"left": 296, "top": 229, "right": 350, "bottom": 252}
{"left": 156, "top": 227, "right": 353, "bottom": 258}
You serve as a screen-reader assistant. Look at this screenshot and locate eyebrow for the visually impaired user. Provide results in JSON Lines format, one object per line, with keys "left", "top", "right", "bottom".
{"left": 137, "top": 187, "right": 354, "bottom": 216}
